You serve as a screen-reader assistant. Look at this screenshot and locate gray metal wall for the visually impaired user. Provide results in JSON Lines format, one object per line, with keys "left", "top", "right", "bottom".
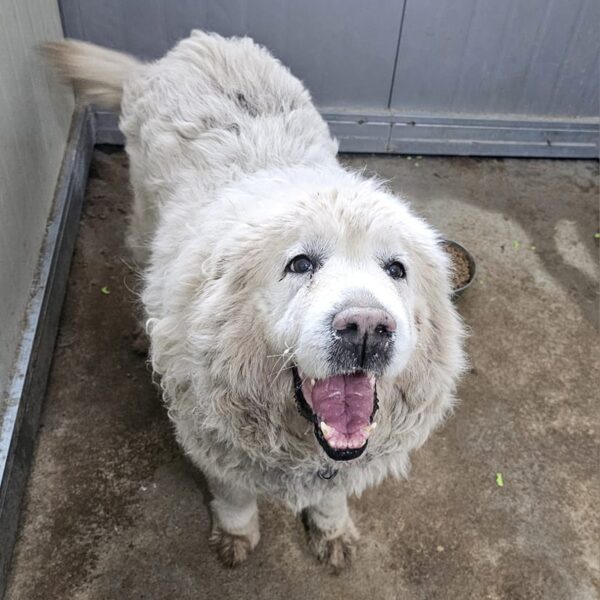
{"left": 59, "top": 0, "right": 599, "bottom": 157}
{"left": 0, "top": 0, "right": 74, "bottom": 403}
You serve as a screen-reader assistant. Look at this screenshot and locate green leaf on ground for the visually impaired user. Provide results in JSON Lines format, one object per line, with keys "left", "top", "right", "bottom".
{"left": 594, "top": 233, "right": 600, "bottom": 239}
{"left": 101, "top": 286, "right": 110, "bottom": 295}
{"left": 512, "top": 240, "right": 521, "bottom": 250}
{"left": 496, "top": 472, "right": 504, "bottom": 487}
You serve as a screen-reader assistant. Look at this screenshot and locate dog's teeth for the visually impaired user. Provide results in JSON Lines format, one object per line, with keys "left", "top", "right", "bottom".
{"left": 363, "top": 422, "right": 377, "bottom": 436}
{"left": 320, "top": 422, "right": 333, "bottom": 437}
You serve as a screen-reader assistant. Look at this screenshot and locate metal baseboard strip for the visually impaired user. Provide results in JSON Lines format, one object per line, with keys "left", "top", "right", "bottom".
{"left": 94, "top": 108, "right": 599, "bottom": 158}
{"left": 327, "top": 112, "right": 600, "bottom": 158}
{"left": 0, "top": 107, "right": 95, "bottom": 598}
{"left": 94, "top": 108, "right": 124, "bottom": 145}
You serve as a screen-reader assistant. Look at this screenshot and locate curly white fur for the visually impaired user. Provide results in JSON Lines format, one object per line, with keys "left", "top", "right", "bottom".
{"left": 47, "top": 31, "right": 466, "bottom": 565}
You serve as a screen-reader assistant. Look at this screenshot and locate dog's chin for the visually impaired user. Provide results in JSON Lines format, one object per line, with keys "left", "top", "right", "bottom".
{"left": 292, "top": 367, "right": 379, "bottom": 462}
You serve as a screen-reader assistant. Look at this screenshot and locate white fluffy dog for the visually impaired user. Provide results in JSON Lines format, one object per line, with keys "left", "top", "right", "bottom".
{"left": 46, "top": 32, "right": 466, "bottom": 570}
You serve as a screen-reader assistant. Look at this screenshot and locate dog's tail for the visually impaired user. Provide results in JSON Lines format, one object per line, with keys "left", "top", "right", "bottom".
{"left": 42, "top": 39, "right": 141, "bottom": 110}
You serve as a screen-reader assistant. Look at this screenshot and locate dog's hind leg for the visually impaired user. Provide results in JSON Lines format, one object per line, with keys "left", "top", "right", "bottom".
{"left": 208, "top": 478, "right": 260, "bottom": 567}
{"left": 302, "top": 489, "right": 359, "bottom": 573}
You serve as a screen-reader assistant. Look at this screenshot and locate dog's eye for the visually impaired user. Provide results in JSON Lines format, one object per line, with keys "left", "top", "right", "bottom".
{"left": 287, "top": 254, "right": 314, "bottom": 274}
{"left": 385, "top": 261, "right": 406, "bottom": 280}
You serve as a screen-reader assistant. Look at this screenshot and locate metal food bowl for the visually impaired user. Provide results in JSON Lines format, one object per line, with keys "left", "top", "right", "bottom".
{"left": 441, "top": 239, "right": 477, "bottom": 298}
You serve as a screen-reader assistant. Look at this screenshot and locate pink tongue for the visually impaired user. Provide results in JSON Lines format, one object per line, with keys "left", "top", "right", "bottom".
{"left": 310, "top": 374, "right": 374, "bottom": 435}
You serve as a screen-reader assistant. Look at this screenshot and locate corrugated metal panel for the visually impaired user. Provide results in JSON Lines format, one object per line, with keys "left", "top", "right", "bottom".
{"left": 59, "top": 0, "right": 405, "bottom": 109}
{"left": 390, "top": 0, "right": 599, "bottom": 119}
{"left": 0, "top": 0, "right": 74, "bottom": 401}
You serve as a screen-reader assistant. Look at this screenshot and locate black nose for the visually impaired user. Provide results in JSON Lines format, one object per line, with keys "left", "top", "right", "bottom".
{"left": 330, "top": 307, "right": 396, "bottom": 372}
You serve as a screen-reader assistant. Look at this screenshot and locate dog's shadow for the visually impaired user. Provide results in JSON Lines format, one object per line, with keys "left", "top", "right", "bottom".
{"left": 180, "top": 455, "right": 214, "bottom": 513}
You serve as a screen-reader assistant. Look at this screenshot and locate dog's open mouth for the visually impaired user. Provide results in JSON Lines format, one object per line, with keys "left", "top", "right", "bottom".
{"left": 292, "top": 367, "right": 378, "bottom": 461}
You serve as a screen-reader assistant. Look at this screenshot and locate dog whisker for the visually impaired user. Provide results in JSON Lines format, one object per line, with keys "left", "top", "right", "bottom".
{"left": 269, "top": 347, "right": 297, "bottom": 383}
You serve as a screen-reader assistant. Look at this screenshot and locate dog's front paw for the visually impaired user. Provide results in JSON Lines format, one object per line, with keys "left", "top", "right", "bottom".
{"left": 303, "top": 513, "right": 359, "bottom": 573}
{"left": 209, "top": 525, "right": 257, "bottom": 567}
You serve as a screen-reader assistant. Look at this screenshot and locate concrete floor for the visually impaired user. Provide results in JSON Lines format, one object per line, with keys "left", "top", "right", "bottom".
{"left": 6, "top": 149, "right": 599, "bottom": 600}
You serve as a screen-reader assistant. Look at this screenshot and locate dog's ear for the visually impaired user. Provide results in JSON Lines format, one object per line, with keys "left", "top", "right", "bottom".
{"left": 400, "top": 236, "right": 468, "bottom": 400}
